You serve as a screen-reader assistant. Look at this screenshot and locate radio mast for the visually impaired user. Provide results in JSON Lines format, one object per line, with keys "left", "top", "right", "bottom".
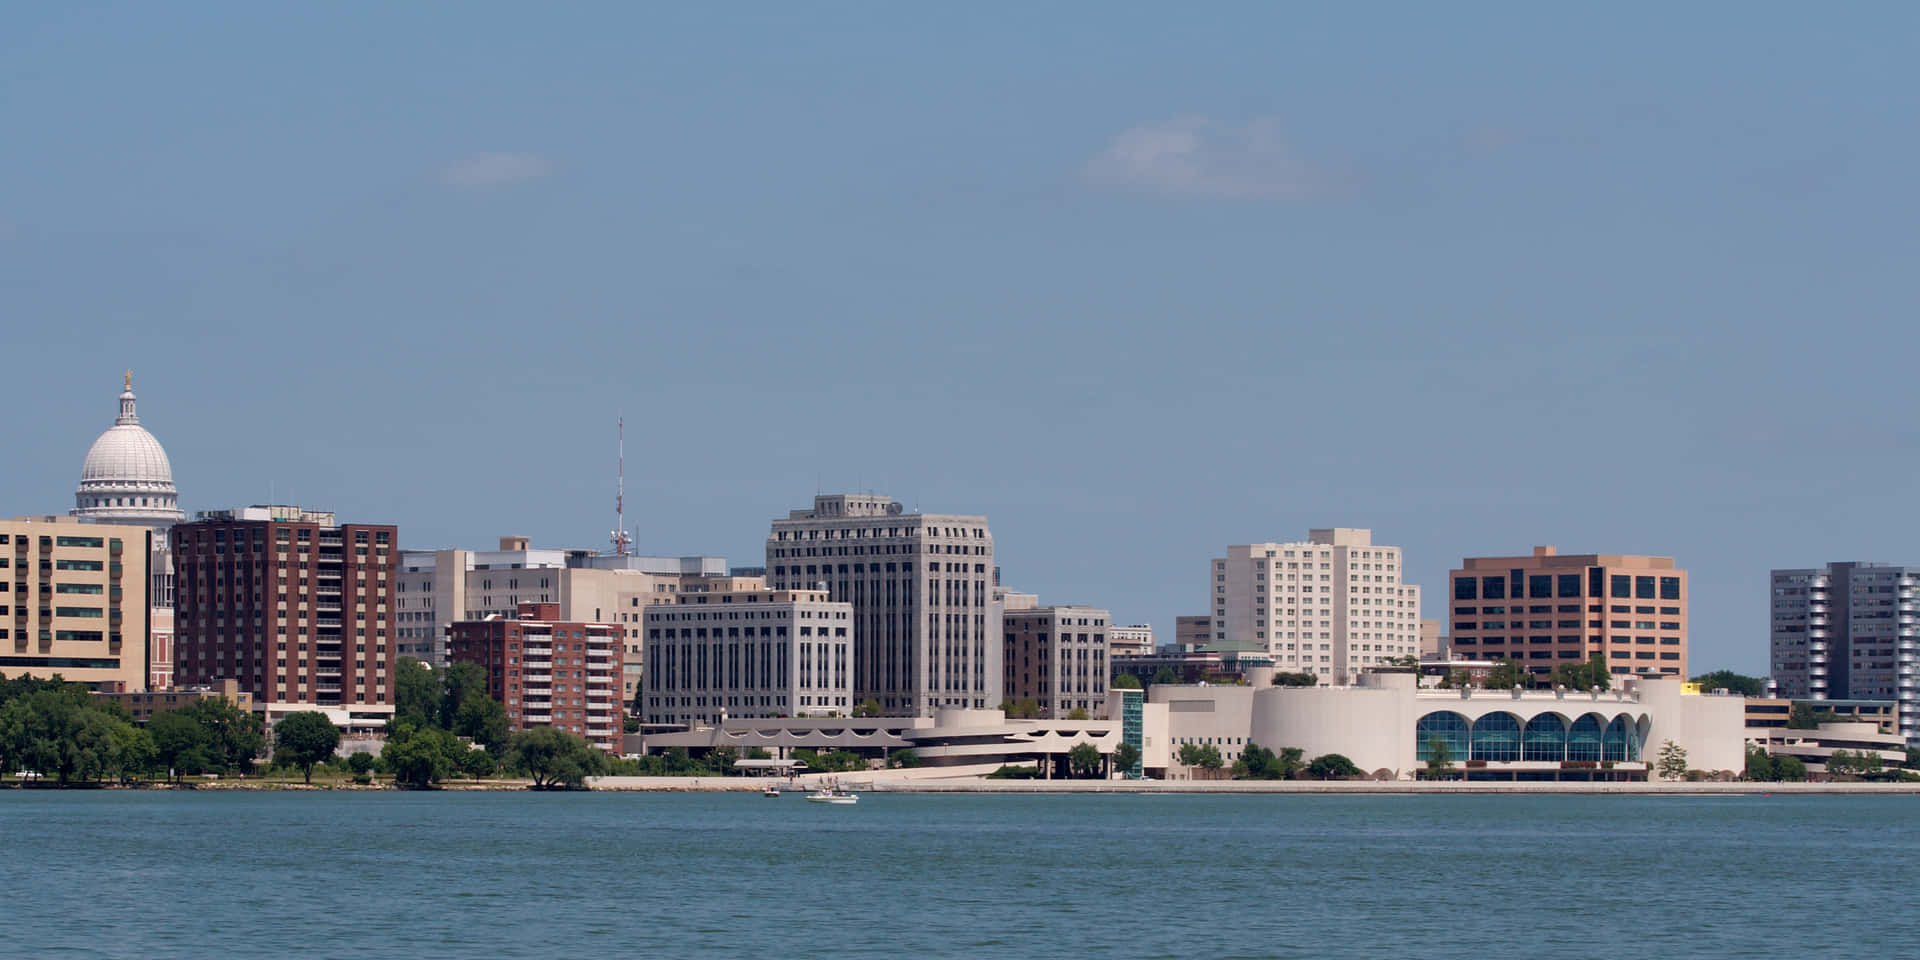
{"left": 610, "top": 418, "right": 632, "bottom": 556}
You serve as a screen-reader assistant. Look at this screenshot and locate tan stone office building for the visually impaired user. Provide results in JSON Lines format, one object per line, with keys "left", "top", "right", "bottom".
{"left": 1003, "top": 605, "right": 1112, "bottom": 718}
{"left": 641, "top": 583, "right": 853, "bottom": 726}
{"left": 2, "top": 516, "right": 152, "bottom": 692}
{"left": 767, "top": 494, "right": 998, "bottom": 716}
{"left": 1449, "top": 546, "right": 1687, "bottom": 681}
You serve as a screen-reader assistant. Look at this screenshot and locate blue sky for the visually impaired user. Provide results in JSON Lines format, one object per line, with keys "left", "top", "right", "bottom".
{"left": 6, "top": 3, "right": 1919, "bottom": 675}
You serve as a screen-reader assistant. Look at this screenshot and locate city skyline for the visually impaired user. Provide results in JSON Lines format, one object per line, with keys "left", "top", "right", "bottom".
{"left": 10, "top": 7, "right": 1920, "bottom": 677}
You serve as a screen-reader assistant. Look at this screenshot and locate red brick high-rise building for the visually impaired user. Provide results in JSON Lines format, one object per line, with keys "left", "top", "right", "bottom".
{"left": 171, "top": 506, "right": 397, "bottom": 706}
{"left": 449, "top": 602, "right": 624, "bottom": 751}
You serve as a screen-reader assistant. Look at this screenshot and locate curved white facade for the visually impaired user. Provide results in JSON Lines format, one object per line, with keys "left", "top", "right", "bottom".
{"left": 1154, "top": 673, "right": 1748, "bottom": 780}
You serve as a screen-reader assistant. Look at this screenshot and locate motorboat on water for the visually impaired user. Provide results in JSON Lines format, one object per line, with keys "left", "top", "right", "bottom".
{"left": 804, "top": 788, "right": 858, "bottom": 804}
{"left": 764, "top": 785, "right": 782, "bottom": 797}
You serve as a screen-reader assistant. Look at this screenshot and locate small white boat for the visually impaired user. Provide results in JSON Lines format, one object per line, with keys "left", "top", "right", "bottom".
{"left": 764, "top": 785, "right": 782, "bottom": 797}
{"left": 804, "top": 789, "right": 858, "bottom": 804}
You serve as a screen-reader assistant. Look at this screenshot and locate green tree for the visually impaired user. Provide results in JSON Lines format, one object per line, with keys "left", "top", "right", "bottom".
{"left": 437, "top": 662, "right": 491, "bottom": 729}
{"left": 997, "top": 697, "right": 1041, "bottom": 719}
{"left": 453, "top": 696, "right": 511, "bottom": 753}
{"left": 708, "top": 744, "right": 739, "bottom": 775}
{"left": 1151, "top": 667, "right": 1180, "bottom": 685}
{"left": 1745, "top": 746, "right": 1776, "bottom": 782}
{"left": 508, "top": 726, "right": 605, "bottom": 790}
{"left": 1066, "top": 741, "right": 1103, "bottom": 779}
{"left": 1424, "top": 738, "right": 1455, "bottom": 780}
{"left": 382, "top": 725, "right": 463, "bottom": 789}
{"left": 1656, "top": 740, "right": 1688, "bottom": 781}
{"left": 1690, "top": 670, "right": 1766, "bottom": 697}
{"left": 1112, "top": 673, "right": 1142, "bottom": 690}
{"left": 1113, "top": 741, "right": 1142, "bottom": 777}
{"left": 1553, "top": 653, "right": 1612, "bottom": 692}
{"left": 1306, "top": 753, "right": 1362, "bottom": 780}
{"left": 181, "top": 697, "right": 264, "bottom": 775}
{"left": 393, "top": 657, "right": 439, "bottom": 728}
{"left": 1066, "top": 707, "right": 1090, "bottom": 720}
{"left": 1271, "top": 672, "right": 1318, "bottom": 687}
{"left": 1176, "top": 742, "right": 1216, "bottom": 771}
{"left": 112, "top": 724, "right": 158, "bottom": 784}
{"left": 1487, "top": 658, "right": 1529, "bottom": 690}
{"left": 149, "top": 709, "right": 215, "bottom": 781}
{"left": 1380, "top": 655, "right": 1421, "bottom": 672}
{"left": 1232, "top": 742, "right": 1304, "bottom": 780}
{"left": 1908, "top": 746, "right": 1920, "bottom": 771}
{"left": 887, "top": 748, "right": 920, "bottom": 769}
{"left": 1774, "top": 755, "right": 1808, "bottom": 781}
{"left": 1787, "top": 703, "right": 1819, "bottom": 729}
{"left": 853, "top": 698, "right": 883, "bottom": 718}
{"left": 346, "top": 751, "right": 377, "bottom": 781}
{"left": 459, "top": 745, "right": 496, "bottom": 782}
{"left": 272, "top": 712, "right": 341, "bottom": 785}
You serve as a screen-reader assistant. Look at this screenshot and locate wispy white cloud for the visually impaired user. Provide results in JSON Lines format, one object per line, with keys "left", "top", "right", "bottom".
{"left": 441, "top": 152, "right": 551, "bottom": 190}
{"left": 1084, "top": 116, "right": 1316, "bottom": 200}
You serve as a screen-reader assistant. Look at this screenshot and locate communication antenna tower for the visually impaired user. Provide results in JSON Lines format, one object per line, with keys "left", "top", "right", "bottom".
{"left": 610, "top": 418, "right": 632, "bottom": 556}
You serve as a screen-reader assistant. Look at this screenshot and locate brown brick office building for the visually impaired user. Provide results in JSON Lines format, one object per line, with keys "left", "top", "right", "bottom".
{"left": 171, "top": 506, "right": 397, "bottom": 706}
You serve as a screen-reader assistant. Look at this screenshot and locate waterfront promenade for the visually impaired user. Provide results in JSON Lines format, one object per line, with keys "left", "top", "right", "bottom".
{"left": 587, "top": 773, "right": 1920, "bottom": 795}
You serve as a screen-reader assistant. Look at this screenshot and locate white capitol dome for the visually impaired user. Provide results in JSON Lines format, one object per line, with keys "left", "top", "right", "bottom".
{"left": 72, "top": 372, "right": 185, "bottom": 527}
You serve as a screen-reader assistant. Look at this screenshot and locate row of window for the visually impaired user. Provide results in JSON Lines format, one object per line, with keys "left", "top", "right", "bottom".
{"left": 1454, "top": 572, "right": 1682, "bottom": 602}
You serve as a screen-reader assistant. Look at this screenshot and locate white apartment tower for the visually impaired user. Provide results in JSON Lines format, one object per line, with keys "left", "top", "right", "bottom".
{"left": 767, "top": 494, "right": 998, "bottom": 716}
{"left": 1210, "top": 528, "right": 1422, "bottom": 683}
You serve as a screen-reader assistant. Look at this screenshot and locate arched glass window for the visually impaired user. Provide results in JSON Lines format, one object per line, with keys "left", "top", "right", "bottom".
{"left": 1471, "top": 712, "right": 1521, "bottom": 762}
{"left": 1603, "top": 714, "right": 1638, "bottom": 762}
{"left": 1417, "top": 711, "right": 1470, "bottom": 762}
{"left": 1568, "top": 714, "right": 1605, "bottom": 762}
{"left": 1522, "top": 713, "right": 1568, "bottom": 762}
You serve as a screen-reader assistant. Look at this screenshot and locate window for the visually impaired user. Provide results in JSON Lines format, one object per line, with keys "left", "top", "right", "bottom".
{"left": 1481, "top": 577, "right": 1505, "bottom": 600}
{"left": 1528, "top": 575, "right": 1552, "bottom": 599}
{"left": 1454, "top": 577, "right": 1477, "bottom": 600}
{"left": 1659, "top": 577, "right": 1681, "bottom": 600}
{"left": 1635, "top": 576, "right": 1656, "bottom": 599}
{"left": 1557, "top": 574, "right": 1582, "bottom": 598}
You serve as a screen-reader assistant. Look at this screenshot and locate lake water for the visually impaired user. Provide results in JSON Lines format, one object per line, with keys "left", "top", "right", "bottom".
{"left": 3, "top": 791, "right": 1914, "bottom": 959}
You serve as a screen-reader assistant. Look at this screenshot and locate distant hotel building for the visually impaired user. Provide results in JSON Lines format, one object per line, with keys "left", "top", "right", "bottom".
{"left": 1449, "top": 546, "right": 1687, "bottom": 681}
{"left": 1174, "top": 615, "right": 1213, "bottom": 652}
{"left": 767, "top": 494, "right": 998, "bottom": 716}
{"left": 449, "top": 602, "right": 624, "bottom": 751}
{"left": 1770, "top": 562, "right": 1919, "bottom": 743}
{"left": 641, "top": 583, "right": 853, "bottom": 726}
{"left": 1003, "top": 605, "right": 1112, "bottom": 718}
{"left": 172, "top": 506, "right": 397, "bottom": 707}
{"left": 1, "top": 516, "right": 152, "bottom": 692}
{"left": 1208, "top": 529, "right": 1422, "bottom": 682}
{"left": 1108, "top": 624, "right": 1155, "bottom": 658}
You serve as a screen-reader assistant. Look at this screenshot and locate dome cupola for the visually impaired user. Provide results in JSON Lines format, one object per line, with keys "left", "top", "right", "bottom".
{"left": 72, "top": 371, "right": 185, "bottom": 528}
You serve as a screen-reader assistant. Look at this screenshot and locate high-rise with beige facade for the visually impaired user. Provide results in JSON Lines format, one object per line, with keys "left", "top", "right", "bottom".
{"left": 767, "top": 494, "right": 998, "bottom": 716}
{"left": 1003, "top": 604, "right": 1111, "bottom": 718}
{"left": 2, "top": 516, "right": 151, "bottom": 692}
{"left": 641, "top": 583, "right": 853, "bottom": 726}
{"left": 1449, "top": 546, "right": 1687, "bottom": 681}
{"left": 1208, "top": 528, "right": 1422, "bottom": 683}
